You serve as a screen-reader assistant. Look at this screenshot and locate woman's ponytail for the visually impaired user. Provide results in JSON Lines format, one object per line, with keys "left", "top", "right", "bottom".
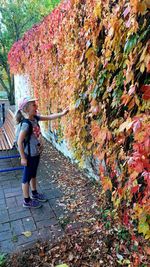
{"left": 15, "top": 110, "right": 24, "bottom": 124}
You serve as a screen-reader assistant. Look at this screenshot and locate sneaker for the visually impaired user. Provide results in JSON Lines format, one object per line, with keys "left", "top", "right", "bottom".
{"left": 23, "top": 199, "right": 42, "bottom": 208}
{"left": 31, "top": 192, "right": 47, "bottom": 202}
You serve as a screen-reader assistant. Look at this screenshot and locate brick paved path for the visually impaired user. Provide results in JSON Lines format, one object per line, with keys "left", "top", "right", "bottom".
{"left": 0, "top": 141, "right": 69, "bottom": 254}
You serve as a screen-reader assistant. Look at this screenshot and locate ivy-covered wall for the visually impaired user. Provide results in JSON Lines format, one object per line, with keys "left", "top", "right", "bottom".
{"left": 8, "top": 0, "right": 150, "bottom": 238}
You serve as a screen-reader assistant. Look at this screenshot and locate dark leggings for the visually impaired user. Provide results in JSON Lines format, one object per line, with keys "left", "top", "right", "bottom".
{"left": 22, "top": 155, "right": 40, "bottom": 184}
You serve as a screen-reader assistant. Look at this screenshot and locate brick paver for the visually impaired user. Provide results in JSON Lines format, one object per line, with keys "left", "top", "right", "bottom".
{"left": 0, "top": 144, "right": 66, "bottom": 254}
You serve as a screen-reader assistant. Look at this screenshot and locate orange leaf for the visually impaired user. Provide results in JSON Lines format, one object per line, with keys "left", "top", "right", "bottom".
{"left": 144, "top": 246, "right": 150, "bottom": 255}
{"left": 101, "top": 176, "right": 112, "bottom": 191}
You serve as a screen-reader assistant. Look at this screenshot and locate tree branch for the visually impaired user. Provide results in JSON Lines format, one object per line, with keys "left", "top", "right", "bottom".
{"left": 18, "top": 16, "right": 36, "bottom": 34}
{"left": 0, "top": 76, "right": 9, "bottom": 92}
{"left": 0, "top": 53, "right": 7, "bottom": 70}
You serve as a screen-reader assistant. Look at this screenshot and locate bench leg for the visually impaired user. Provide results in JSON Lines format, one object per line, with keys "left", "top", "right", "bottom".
{"left": 0, "top": 166, "right": 24, "bottom": 172}
{"left": 0, "top": 155, "right": 20, "bottom": 160}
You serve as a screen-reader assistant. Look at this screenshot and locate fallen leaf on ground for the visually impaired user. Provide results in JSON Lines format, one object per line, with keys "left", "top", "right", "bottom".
{"left": 22, "top": 231, "right": 32, "bottom": 237}
{"left": 55, "top": 264, "right": 69, "bottom": 267}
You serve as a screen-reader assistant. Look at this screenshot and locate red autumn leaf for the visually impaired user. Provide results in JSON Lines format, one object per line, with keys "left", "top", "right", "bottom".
{"left": 131, "top": 185, "right": 139, "bottom": 194}
{"left": 128, "top": 157, "right": 144, "bottom": 172}
{"left": 118, "top": 188, "right": 123, "bottom": 196}
{"left": 110, "top": 170, "right": 116, "bottom": 178}
{"left": 123, "top": 211, "right": 129, "bottom": 226}
{"left": 141, "top": 85, "right": 150, "bottom": 100}
{"left": 142, "top": 171, "right": 150, "bottom": 187}
{"left": 99, "top": 164, "right": 105, "bottom": 174}
{"left": 131, "top": 234, "right": 138, "bottom": 241}
{"left": 132, "top": 252, "right": 140, "bottom": 267}
{"left": 144, "top": 136, "right": 150, "bottom": 154}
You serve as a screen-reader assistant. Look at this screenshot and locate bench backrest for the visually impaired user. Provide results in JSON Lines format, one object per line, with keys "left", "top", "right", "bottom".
{"left": 0, "top": 109, "right": 16, "bottom": 150}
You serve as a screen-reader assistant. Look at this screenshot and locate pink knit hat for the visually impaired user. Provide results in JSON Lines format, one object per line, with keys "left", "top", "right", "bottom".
{"left": 18, "top": 96, "right": 37, "bottom": 110}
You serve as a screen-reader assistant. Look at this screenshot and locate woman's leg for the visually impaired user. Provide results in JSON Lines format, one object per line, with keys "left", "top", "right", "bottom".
{"left": 22, "top": 164, "right": 30, "bottom": 198}
{"left": 30, "top": 177, "right": 47, "bottom": 202}
{"left": 22, "top": 156, "right": 42, "bottom": 208}
{"left": 30, "top": 177, "right": 36, "bottom": 191}
{"left": 29, "top": 155, "right": 40, "bottom": 191}
{"left": 22, "top": 182, "right": 30, "bottom": 198}
{"left": 29, "top": 156, "right": 47, "bottom": 202}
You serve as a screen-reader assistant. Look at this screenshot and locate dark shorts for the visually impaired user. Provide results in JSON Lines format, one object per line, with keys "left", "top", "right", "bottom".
{"left": 22, "top": 155, "right": 40, "bottom": 184}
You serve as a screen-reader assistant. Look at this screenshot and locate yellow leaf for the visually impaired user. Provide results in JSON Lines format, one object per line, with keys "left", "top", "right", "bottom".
{"left": 139, "top": 45, "right": 147, "bottom": 62}
{"left": 138, "top": 222, "right": 149, "bottom": 236}
{"left": 144, "top": 54, "right": 150, "bottom": 65}
{"left": 145, "top": 230, "right": 150, "bottom": 240}
{"left": 140, "top": 62, "right": 145, "bottom": 73}
{"left": 118, "top": 118, "right": 133, "bottom": 132}
{"left": 85, "top": 48, "right": 98, "bottom": 63}
{"left": 94, "top": 3, "right": 102, "bottom": 18}
{"left": 113, "top": 197, "right": 121, "bottom": 208}
{"left": 80, "top": 128, "right": 87, "bottom": 138}
{"left": 105, "top": 49, "right": 112, "bottom": 58}
{"left": 55, "top": 264, "right": 69, "bottom": 267}
{"left": 22, "top": 231, "right": 32, "bottom": 237}
{"left": 122, "top": 259, "right": 131, "bottom": 265}
{"left": 107, "top": 63, "right": 115, "bottom": 71}
{"left": 85, "top": 47, "right": 94, "bottom": 58}
{"left": 139, "top": 215, "right": 147, "bottom": 224}
{"left": 126, "top": 71, "right": 134, "bottom": 83}
{"left": 110, "top": 119, "right": 120, "bottom": 129}
{"left": 135, "top": 95, "right": 140, "bottom": 106}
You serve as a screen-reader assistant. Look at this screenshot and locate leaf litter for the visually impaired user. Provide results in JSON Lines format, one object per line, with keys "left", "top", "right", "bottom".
{"left": 5, "top": 140, "right": 150, "bottom": 266}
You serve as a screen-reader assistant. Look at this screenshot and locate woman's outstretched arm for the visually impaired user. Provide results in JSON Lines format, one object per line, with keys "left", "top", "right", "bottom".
{"left": 39, "top": 107, "right": 69, "bottom": 121}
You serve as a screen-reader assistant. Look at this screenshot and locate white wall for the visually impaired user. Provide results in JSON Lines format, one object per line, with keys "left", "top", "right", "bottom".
{"left": 42, "top": 130, "right": 99, "bottom": 181}
{"left": 14, "top": 74, "right": 32, "bottom": 110}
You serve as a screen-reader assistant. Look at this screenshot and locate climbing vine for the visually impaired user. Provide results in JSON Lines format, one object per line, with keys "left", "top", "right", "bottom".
{"left": 8, "top": 0, "right": 150, "bottom": 238}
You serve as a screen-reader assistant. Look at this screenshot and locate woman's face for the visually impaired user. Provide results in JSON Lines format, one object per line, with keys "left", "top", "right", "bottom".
{"left": 28, "top": 101, "right": 38, "bottom": 116}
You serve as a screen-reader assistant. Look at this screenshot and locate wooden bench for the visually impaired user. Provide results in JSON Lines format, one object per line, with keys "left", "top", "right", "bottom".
{"left": 0, "top": 109, "right": 23, "bottom": 172}
{"left": 0, "top": 109, "right": 16, "bottom": 150}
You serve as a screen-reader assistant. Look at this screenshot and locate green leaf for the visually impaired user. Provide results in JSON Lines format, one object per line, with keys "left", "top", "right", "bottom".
{"left": 74, "top": 98, "right": 81, "bottom": 108}
{"left": 91, "top": 85, "right": 100, "bottom": 99}
{"left": 11, "top": 234, "right": 18, "bottom": 242}
{"left": 139, "top": 25, "right": 150, "bottom": 42}
{"left": 98, "top": 70, "right": 107, "bottom": 86}
{"left": 0, "top": 254, "right": 6, "bottom": 266}
{"left": 124, "top": 34, "right": 138, "bottom": 54}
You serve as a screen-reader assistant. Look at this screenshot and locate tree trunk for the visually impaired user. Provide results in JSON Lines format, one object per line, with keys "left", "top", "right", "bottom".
{"left": 7, "top": 75, "right": 15, "bottom": 105}
{"left": 8, "top": 90, "right": 15, "bottom": 105}
{"left": 5, "top": 64, "right": 15, "bottom": 105}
